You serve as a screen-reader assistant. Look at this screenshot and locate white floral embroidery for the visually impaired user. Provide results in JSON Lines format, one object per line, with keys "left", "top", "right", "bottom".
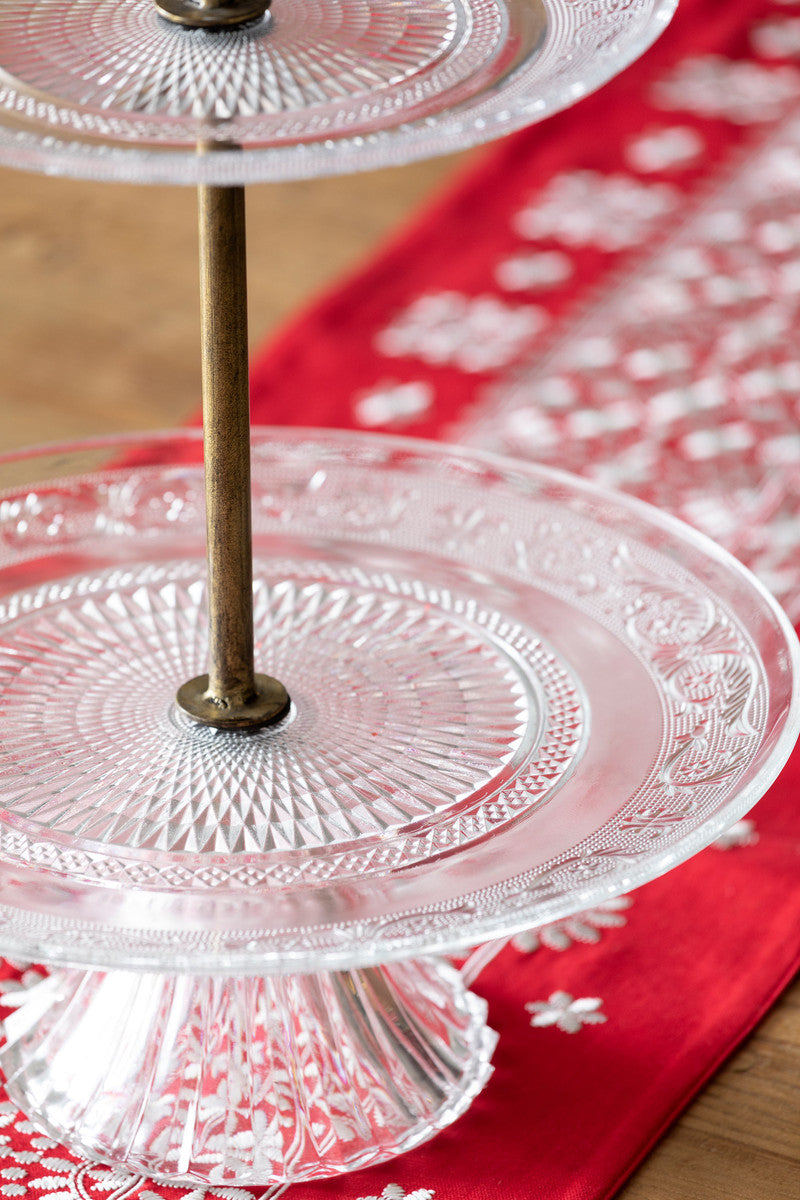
{"left": 745, "top": 141, "right": 800, "bottom": 199}
{"left": 570, "top": 336, "right": 618, "bottom": 369}
{"left": 526, "top": 992, "right": 607, "bottom": 1034}
{"left": 495, "top": 250, "right": 573, "bottom": 291}
{"left": 460, "top": 153, "right": 800, "bottom": 612}
{"left": 358, "top": 1187, "right": 434, "bottom": 1200}
{"left": 679, "top": 422, "right": 756, "bottom": 461}
{"left": 751, "top": 17, "right": 800, "bottom": 61}
{"left": 0, "top": 966, "right": 47, "bottom": 1007}
{"left": 375, "top": 292, "right": 546, "bottom": 372}
{"left": 354, "top": 380, "right": 434, "bottom": 427}
{"left": 756, "top": 213, "right": 800, "bottom": 254}
{"left": 1, "top": 1161, "right": 144, "bottom": 1200}
{"left": 513, "top": 171, "right": 678, "bottom": 251}
{"left": 565, "top": 402, "right": 641, "bottom": 440}
{"left": 142, "top": 1189, "right": 272, "bottom": 1200}
{"left": 714, "top": 818, "right": 759, "bottom": 849}
{"left": 0, "top": 1100, "right": 269, "bottom": 1200}
{"left": 652, "top": 55, "right": 800, "bottom": 123}
{"left": 179, "top": 1187, "right": 266, "bottom": 1200}
{"left": 503, "top": 407, "right": 560, "bottom": 449}
{"left": 626, "top": 126, "right": 704, "bottom": 173}
{"left": 512, "top": 897, "right": 632, "bottom": 952}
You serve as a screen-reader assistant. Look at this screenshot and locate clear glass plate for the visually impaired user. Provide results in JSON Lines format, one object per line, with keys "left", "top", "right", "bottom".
{"left": 0, "top": 428, "right": 795, "bottom": 975}
{"left": 0, "top": 0, "right": 677, "bottom": 183}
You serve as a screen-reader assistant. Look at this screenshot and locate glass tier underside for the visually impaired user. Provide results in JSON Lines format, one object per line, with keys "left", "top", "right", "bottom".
{"left": 0, "top": 0, "right": 677, "bottom": 183}
{"left": 0, "top": 430, "right": 795, "bottom": 975}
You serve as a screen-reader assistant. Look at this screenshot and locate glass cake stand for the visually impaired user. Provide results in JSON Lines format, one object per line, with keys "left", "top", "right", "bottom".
{"left": 3, "top": 0, "right": 792, "bottom": 1189}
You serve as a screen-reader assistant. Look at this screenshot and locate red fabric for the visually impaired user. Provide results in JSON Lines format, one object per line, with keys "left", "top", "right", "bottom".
{"left": 248, "top": 0, "right": 770, "bottom": 442}
{"left": 1, "top": 2, "right": 799, "bottom": 1199}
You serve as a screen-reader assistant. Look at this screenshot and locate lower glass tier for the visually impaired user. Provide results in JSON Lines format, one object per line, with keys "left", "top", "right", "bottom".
{"left": 0, "top": 957, "right": 496, "bottom": 1185}
{"left": 0, "top": 430, "right": 796, "bottom": 976}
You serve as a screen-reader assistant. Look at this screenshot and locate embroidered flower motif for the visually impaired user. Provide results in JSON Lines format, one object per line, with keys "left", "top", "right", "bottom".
{"left": 626, "top": 126, "right": 704, "bottom": 173}
{"left": 513, "top": 171, "right": 678, "bottom": 251}
{"left": 751, "top": 17, "right": 800, "bottom": 61}
{"left": 375, "top": 292, "right": 546, "bottom": 372}
{"left": 526, "top": 992, "right": 607, "bottom": 1034}
{"left": 652, "top": 55, "right": 800, "bottom": 123}
{"left": 0, "top": 1103, "right": 268, "bottom": 1200}
{"left": 452, "top": 51, "right": 800, "bottom": 626}
{"left": 142, "top": 1189, "right": 263, "bottom": 1200}
{"left": 713, "top": 818, "right": 759, "bottom": 849}
{"left": 0, "top": 1159, "right": 145, "bottom": 1200}
{"left": 179, "top": 1187, "right": 263, "bottom": 1200}
{"left": 512, "top": 896, "right": 632, "bottom": 952}
{"left": 680, "top": 489, "right": 768, "bottom": 546}
{"left": 358, "top": 1187, "right": 435, "bottom": 1200}
{"left": 0, "top": 967, "right": 49, "bottom": 1017}
{"left": 679, "top": 422, "right": 756, "bottom": 461}
{"left": 0, "top": 1179, "right": 27, "bottom": 1199}
{"left": 495, "top": 250, "right": 573, "bottom": 291}
{"left": 756, "top": 213, "right": 800, "bottom": 255}
{"left": 353, "top": 380, "right": 434, "bottom": 427}
{"left": 503, "top": 407, "right": 560, "bottom": 449}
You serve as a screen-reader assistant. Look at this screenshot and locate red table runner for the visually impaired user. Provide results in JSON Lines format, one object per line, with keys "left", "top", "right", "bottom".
{"left": 3, "top": 1, "right": 800, "bottom": 1198}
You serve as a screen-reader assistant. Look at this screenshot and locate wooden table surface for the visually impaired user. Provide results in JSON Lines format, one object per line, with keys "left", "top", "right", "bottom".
{"left": 0, "top": 160, "right": 798, "bottom": 1199}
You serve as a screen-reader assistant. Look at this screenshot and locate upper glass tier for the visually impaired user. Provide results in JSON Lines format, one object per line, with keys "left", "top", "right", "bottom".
{"left": 0, "top": 0, "right": 676, "bottom": 184}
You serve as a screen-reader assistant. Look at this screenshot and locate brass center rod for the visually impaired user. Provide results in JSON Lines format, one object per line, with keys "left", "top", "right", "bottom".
{"left": 200, "top": 183, "right": 254, "bottom": 702}
{"left": 175, "top": 184, "right": 289, "bottom": 730}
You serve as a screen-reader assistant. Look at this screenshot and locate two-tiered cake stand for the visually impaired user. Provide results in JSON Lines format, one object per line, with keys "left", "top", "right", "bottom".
{"left": 0, "top": 0, "right": 796, "bottom": 1189}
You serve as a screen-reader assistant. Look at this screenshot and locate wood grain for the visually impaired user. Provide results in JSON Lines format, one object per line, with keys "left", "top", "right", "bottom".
{"left": 619, "top": 980, "right": 800, "bottom": 1199}
{"left": 0, "top": 161, "right": 798, "bottom": 1199}
{"left": 0, "top": 156, "right": 466, "bottom": 449}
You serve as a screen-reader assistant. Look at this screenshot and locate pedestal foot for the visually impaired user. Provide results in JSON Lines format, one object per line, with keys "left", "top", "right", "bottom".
{"left": 0, "top": 957, "right": 496, "bottom": 1186}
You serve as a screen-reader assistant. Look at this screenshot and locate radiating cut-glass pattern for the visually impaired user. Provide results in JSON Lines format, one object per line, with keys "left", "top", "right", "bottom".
{"left": 0, "top": 559, "right": 584, "bottom": 867}
{"left": 0, "top": 0, "right": 469, "bottom": 119}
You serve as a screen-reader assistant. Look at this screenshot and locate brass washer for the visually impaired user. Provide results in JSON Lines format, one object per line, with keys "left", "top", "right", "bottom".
{"left": 176, "top": 673, "right": 290, "bottom": 730}
{"left": 155, "top": 0, "right": 270, "bottom": 29}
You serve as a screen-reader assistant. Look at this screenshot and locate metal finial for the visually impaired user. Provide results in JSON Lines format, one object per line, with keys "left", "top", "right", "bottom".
{"left": 155, "top": 0, "right": 270, "bottom": 29}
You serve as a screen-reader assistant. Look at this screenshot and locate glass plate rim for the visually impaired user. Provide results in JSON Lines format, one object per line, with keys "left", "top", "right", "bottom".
{"left": 0, "top": 0, "right": 679, "bottom": 185}
{"left": 0, "top": 424, "right": 796, "bottom": 975}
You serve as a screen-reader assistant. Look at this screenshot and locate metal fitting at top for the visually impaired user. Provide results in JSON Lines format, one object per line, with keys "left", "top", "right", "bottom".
{"left": 155, "top": 0, "right": 271, "bottom": 29}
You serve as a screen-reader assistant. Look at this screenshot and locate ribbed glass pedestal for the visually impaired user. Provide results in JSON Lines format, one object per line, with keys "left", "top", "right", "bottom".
{"left": 0, "top": 957, "right": 496, "bottom": 1186}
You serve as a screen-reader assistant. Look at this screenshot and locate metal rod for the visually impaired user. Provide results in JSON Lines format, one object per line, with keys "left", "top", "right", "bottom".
{"left": 201, "top": 184, "right": 254, "bottom": 702}
{"left": 176, "top": 184, "right": 289, "bottom": 730}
